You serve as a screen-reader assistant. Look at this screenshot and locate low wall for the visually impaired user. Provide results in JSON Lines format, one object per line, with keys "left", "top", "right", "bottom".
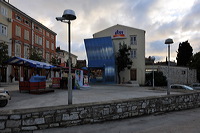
{"left": 1, "top": 92, "right": 200, "bottom": 133}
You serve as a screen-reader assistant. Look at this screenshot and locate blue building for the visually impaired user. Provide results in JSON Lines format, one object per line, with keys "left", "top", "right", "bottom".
{"left": 84, "top": 37, "right": 116, "bottom": 83}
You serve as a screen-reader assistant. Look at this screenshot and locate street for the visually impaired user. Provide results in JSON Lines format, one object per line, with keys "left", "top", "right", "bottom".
{"left": 34, "top": 107, "right": 200, "bottom": 133}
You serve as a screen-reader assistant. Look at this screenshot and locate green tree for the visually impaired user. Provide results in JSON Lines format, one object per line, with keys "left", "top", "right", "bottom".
{"left": 116, "top": 42, "right": 133, "bottom": 84}
{"left": 0, "top": 42, "right": 10, "bottom": 66}
{"left": 190, "top": 52, "right": 200, "bottom": 82}
{"left": 145, "top": 71, "right": 167, "bottom": 86}
{"left": 176, "top": 40, "right": 193, "bottom": 66}
{"left": 50, "top": 56, "right": 60, "bottom": 66}
{"left": 29, "top": 47, "right": 43, "bottom": 61}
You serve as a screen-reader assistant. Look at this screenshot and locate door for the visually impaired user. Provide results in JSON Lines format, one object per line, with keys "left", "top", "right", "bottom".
{"left": 130, "top": 69, "right": 137, "bottom": 81}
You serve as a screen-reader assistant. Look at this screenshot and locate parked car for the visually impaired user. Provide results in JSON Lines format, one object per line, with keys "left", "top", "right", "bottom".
{"left": 190, "top": 83, "right": 200, "bottom": 90}
{"left": 170, "top": 84, "right": 194, "bottom": 91}
{"left": 0, "top": 88, "right": 11, "bottom": 107}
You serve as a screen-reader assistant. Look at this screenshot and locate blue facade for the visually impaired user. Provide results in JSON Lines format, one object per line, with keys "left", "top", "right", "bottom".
{"left": 84, "top": 37, "right": 116, "bottom": 83}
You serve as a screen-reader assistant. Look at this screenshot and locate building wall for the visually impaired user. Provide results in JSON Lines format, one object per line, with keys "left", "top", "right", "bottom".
{"left": 146, "top": 65, "right": 197, "bottom": 85}
{"left": 0, "top": 0, "right": 12, "bottom": 45}
{"left": 93, "top": 24, "right": 145, "bottom": 85}
{"left": 57, "top": 51, "right": 77, "bottom": 67}
{"left": 0, "top": 0, "right": 57, "bottom": 82}
{"left": 158, "top": 66, "right": 197, "bottom": 85}
{"left": 0, "top": 0, "right": 12, "bottom": 82}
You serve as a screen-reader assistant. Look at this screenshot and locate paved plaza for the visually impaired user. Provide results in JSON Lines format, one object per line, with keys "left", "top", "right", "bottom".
{"left": 0, "top": 82, "right": 184, "bottom": 111}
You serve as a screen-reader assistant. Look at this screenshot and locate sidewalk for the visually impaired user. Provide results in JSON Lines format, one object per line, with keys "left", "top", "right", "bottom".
{"left": 0, "top": 82, "right": 183, "bottom": 111}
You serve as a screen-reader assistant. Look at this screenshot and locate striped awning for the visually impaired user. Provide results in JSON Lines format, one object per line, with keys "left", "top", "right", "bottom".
{"left": 5, "top": 56, "right": 55, "bottom": 69}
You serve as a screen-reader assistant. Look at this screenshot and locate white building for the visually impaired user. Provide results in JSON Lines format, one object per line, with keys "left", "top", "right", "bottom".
{"left": 56, "top": 47, "right": 77, "bottom": 67}
{"left": 85, "top": 24, "right": 146, "bottom": 85}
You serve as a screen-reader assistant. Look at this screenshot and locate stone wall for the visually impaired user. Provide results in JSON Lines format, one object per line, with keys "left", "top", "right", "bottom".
{"left": 158, "top": 66, "right": 197, "bottom": 84}
{"left": 1, "top": 92, "right": 200, "bottom": 132}
{"left": 146, "top": 65, "right": 197, "bottom": 84}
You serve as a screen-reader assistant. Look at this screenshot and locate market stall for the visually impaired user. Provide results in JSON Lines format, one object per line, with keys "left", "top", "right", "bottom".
{"left": 51, "top": 66, "right": 89, "bottom": 89}
{"left": 19, "top": 75, "right": 46, "bottom": 92}
{"left": 5, "top": 57, "right": 55, "bottom": 93}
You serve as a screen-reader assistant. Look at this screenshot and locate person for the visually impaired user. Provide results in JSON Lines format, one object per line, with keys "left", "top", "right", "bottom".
{"left": 9, "top": 74, "right": 13, "bottom": 83}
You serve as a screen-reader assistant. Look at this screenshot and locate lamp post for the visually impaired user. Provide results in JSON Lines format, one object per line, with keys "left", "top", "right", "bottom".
{"left": 165, "top": 38, "right": 174, "bottom": 95}
{"left": 151, "top": 56, "right": 155, "bottom": 88}
{"left": 56, "top": 9, "right": 76, "bottom": 105}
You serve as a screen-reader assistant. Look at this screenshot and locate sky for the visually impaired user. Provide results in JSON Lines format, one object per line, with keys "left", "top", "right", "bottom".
{"left": 9, "top": 0, "right": 200, "bottom": 62}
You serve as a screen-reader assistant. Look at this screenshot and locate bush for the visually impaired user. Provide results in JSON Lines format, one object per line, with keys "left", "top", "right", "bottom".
{"left": 145, "top": 71, "right": 167, "bottom": 86}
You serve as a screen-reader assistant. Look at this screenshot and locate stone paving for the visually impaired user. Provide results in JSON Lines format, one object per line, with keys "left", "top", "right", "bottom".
{"left": 0, "top": 82, "right": 184, "bottom": 111}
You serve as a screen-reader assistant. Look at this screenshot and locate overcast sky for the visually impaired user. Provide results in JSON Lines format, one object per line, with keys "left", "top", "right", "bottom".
{"left": 9, "top": 0, "right": 200, "bottom": 62}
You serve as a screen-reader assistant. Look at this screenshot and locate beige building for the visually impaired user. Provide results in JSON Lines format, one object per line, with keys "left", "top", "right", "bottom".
{"left": 93, "top": 24, "right": 146, "bottom": 85}
{"left": 0, "top": 0, "right": 12, "bottom": 82}
{"left": 56, "top": 47, "right": 77, "bottom": 67}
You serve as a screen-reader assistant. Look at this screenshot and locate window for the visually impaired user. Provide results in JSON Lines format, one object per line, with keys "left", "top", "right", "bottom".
{"left": 39, "top": 28, "right": 42, "bottom": 32}
{"left": 130, "top": 35, "right": 137, "bottom": 45}
{"left": 24, "top": 30, "right": 29, "bottom": 40}
{"left": 35, "top": 26, "right": 39, "bottom": 30}
{"left": 46, "top": 40, "right": 49, "bottom": 48}
{"left": 24, "top": 45, "right": 29, "bottom": 59}
{"left": 1, "top": 6, "right": 8, "bottom": 16}
{"left": 46, "top": 32, "right": 49, "bottom": 37}
{"left": 15, "top": 25, "right": 21, "bottom": 37}
{"left": 182, "top": 71, "right": 186, "bottom": 75}
{"left": 35, "top": 35, "right": 38, "bottom": 44}
{"left": 130, "top": 49, "right": 137, "bottom": 58}
{"left": 51, "top": 35, "right": 54, "bottom": 39}
{"left": 24, "top": 20, "right": 29, "bottom": 25}
{"left": 15, "top": 43, "right": 21, "bottom": 57}
{"left": 35, "top": 35, "right": 42, "bottom": 45}
{"left": 0, "top": 24, "right": 7, "bottom": 36}
{"left": 38, "top": 36, "right": 42, "bottom": 45}
{"left": 51, "top": 43, "right": 54, "bottom": 50}
{"left": 16, "top": 15, "right": 21, "bottom": 21}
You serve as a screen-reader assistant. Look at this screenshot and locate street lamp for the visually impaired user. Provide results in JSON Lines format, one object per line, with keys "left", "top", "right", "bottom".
{"left": 165, "top": 38, "right": 174, "bottom": 95}
{"left": 151, "top": 56, "right": 155, "bottom": 88}
{"left": 56, "top": 9, "right": 76, "bottom": 105}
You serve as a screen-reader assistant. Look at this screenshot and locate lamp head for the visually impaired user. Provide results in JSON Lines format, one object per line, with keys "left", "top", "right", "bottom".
{"left": 165, "top": 38, "right": 174, "bottom": 44}
{"left": 62, "top": 9, "right": 76, "bottom": 20}
{"left": 56, "top": 17, "right": 65, "bottom": 21}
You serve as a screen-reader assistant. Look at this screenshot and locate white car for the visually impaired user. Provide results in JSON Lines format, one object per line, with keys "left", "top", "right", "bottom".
{"left": 0, "top": 88, "right": 11, "bottom": 107}
{"left": 170, "top": 84, "right": 194, "bottom": 91}
{"left": 190, "top": 83, "right": 200, "bottom": 90}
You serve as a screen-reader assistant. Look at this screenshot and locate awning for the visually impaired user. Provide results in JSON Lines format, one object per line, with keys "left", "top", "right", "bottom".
{"left": 4, "top": 56, "right": 55, "bottom": 69}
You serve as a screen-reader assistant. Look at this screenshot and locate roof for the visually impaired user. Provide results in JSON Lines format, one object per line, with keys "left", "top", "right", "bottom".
{"left": 93, "top": 24, "right": 146, "bottom": 36}
{"left": 1, "top": 0, "right": 57, "bottom": 35}
{"left": 5, "top": 56, "right": 55, "bottom": 69}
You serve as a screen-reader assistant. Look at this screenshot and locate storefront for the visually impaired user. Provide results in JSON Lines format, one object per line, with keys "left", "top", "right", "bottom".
{"left": 4, "top": 57, "right": 56, "bottom": 92}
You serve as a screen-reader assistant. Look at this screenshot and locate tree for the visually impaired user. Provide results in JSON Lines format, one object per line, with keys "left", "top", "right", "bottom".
{"left": 29, "top": 47, "right": 43, "bottom": 61}
{"left": 176, "top": 40, "right": 193, "bottom": 66}
{"left": 145, "top": 71, "right": 167, "bottom": 86}
{"left": 50, "top": 56, "right": 60, "bottom": 66}
{"left": 0, "top": 42, "right": 10, "bottom": 66}
{"left": 190, "top": 52, "right": 200, "bottom": 82}
{"left": 116, "top": 42, "right": 133, "bottom": 84}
